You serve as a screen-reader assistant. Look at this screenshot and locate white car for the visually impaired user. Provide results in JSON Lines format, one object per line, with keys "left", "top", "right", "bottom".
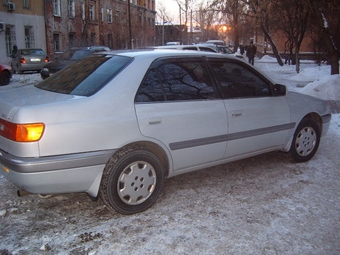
{"left": 0, "top": 50, "right": 331, "bottom": 214}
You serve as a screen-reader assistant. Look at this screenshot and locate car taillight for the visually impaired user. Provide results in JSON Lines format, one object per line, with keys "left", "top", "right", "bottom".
{"left": 20, "top": 57, "right": 27, "bottom": 64}
{"left": 0, "top": 119, "right": 45, "bottom": 142}
{"left": 44, "top": 56, "right": 50, "bottom": 63}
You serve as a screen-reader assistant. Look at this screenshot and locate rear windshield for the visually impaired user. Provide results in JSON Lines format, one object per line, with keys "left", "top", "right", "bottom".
{"left": 21, "top": 49, "right": 46, "bottom": 55}
{"left": 35, "top": 54, "right": 132, "bottom": 96}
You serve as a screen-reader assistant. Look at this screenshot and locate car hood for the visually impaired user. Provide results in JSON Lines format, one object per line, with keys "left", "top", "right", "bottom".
{"left": 0, "top": 84, "right": 81, "bottom": 121}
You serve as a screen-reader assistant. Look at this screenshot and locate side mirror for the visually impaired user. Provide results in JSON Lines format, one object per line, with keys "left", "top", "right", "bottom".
{"left": 274, "top": 84, "right": 286, "bottom": 96}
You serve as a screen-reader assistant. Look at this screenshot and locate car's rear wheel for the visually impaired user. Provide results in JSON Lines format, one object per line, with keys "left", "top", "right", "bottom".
{"left": 289, "top": 119, "right": 320, "bottom": 162}
{"left": 100, "top": 145, "right": 164, "bottom": 214}
{"left": 0, "top": 71, "right": 10, "bottom": 85}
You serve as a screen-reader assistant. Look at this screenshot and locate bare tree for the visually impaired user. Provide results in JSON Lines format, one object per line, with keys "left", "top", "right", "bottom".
{"left": 308, "top": 0, "right": 339, "bottom": 75}
{"left": 246, "top": 0, "right": 284, "bottom": 66}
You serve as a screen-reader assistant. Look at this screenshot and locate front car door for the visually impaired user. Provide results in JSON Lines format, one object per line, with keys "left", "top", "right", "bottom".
{"left": 208, "top": 59, "right": 292, "bottom": 159}
{"left": 135, "top": 57, "right": 229, "bottom": 172}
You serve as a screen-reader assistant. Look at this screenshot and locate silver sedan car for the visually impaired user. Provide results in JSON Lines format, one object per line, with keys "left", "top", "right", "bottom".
{"left": 11, "top": 48, "right": 49, "bottom": 74}
{"left": 0, "top": 50, "right": 331, "bottom": 214}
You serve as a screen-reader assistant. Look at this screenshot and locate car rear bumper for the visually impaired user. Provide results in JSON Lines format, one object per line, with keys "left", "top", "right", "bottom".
{"left": 0, "top": 149, "right": 115, "bottom": 196}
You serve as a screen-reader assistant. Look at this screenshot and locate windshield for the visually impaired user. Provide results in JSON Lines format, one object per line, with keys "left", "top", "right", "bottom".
{"left": 35, "top": 55, "right": 133, "bottom": 96}
{"left": 217, "top": 46, "right": 233, "bottom": 54}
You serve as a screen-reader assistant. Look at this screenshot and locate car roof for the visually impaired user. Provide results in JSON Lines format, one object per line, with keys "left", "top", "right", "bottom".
{"left": 100, "top": 49, "right": 238, "bottom": 60}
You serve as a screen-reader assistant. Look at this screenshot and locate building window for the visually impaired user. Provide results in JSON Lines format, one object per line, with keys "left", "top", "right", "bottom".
{"left": 108, "top": 34, "right": 113, "bottom": 49}
{"left": 123, "top": 12, "right": 127, "bottom": 24}
{"left": 23, "top": 0, "right": 30, "bottom": 9}
{"left": 152, "top": 19, "right": 154, "bottom": 30}
{"left": 53, "top": 0, "right": 61, "bottom": 16}
{"left": 107, "top": 9, "right": 112, "bottom": 23}
{"left": 89, "top": 4, "right": 95, "bottom": 20}
{"left": 53, "top": 33, "right": 60, "bottom": 52}
{"left": 68, "top": 0, "right": 75, "bottom": 18}
{"left": 148, "top": 18, "right": 150, "bottom": 28}
{"left": 82, "top": 2, "right": 85, "bottom": 20}
{"left": 100, "top": 7, "right": 104, "bottom": 22}
{"left": 5, "top": 26, "right": 16, "bottom": 56}
{"left": 24, "top": 26, "right": 34, "bottom": 48}
{"left": 115, "top": 11, "right": 120, "bottom": 24}
{"left": 69, "top": 33, "right": 75, "bottom": 48}
{"left": 91, "top": 33, "right": 96, "bottom": 45}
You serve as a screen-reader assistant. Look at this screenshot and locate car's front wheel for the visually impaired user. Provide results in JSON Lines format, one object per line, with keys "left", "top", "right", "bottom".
{"left": 289, "top": 119, "right": 320, "bottom": 162}
{"left": 100, "top": 146, "right": 164, "bottom": 214}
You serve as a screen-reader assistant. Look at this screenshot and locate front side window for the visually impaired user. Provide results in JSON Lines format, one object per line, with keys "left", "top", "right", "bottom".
{"left": 36, "top": 55, "right": 133, "bottom": 96}
{"left": 210, "top": 61, "right": 271, "bottom": 98}
{"left": 53, "top": 0, "right": 61, "bottom": 16}
{"left": 136, "top": 59, "right": 216, "bottom": 102}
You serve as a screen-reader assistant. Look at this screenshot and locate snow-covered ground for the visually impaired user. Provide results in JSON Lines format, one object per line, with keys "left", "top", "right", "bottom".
{"left": 0, "top": 56, "right": 339, "bottom": 255}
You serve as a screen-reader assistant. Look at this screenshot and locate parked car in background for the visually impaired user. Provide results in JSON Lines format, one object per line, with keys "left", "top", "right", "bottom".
{"left": 11, "top": 48, "right": 49, "bottom": 74}
{"left": 165, "top": 42, "right": 180, "bottom": 45}
{"left": 40, "top": 46, "right": 111, "bottom": 79}
{"left": 206, "top": 39, "right": 225, "bottom": 45}
{"left": 157, "top": 44, "right": 245, "bottom": 60}
{"left": 155, "top": 44, "right": 217, "bottom": 52}
{"left": 0, "top": 50, "right": 331, "bottom": 215}
{"left": 0, "top": 64, "right": 12, "bottom": 85}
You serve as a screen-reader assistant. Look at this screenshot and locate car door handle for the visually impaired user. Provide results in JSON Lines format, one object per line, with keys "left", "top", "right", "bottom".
{"left": 147, "top": 117, "right": 162, "bottom": 125}
{"left": 231, "top": 111, "right": 243, "bottom": 117}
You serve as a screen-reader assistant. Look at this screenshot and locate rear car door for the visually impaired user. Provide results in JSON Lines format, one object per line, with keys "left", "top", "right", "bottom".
{"left": 135, "top": 57, "right": 229, "bottom": 171}
{"left": 208, "top": 59, "right": 292, "bottom": 159}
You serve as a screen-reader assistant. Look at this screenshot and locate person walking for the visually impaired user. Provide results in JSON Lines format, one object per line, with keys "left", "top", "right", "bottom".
{"left": 246, "top": 41, "right": 257, "bottom": 65}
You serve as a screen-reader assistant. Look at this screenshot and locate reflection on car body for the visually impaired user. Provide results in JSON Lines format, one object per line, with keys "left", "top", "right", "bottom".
{"left": 40, "top": 46, "right": 111, "bottom": 79}
{"left": 0, "top": 50, "right": 331, "bottom": 215}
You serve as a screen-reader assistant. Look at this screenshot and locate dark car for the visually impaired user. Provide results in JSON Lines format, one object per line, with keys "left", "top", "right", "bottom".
{"left": 41, "top": 46, "right": 111, "bottom": 79}
{"left": 0, "top": 63, "right": 13, "bottom": 85}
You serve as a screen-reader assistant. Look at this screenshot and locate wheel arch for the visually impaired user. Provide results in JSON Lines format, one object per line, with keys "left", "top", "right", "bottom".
{"left": 115, "top": 141, "right": 170, "bottom": 178}
{"left": 283, "top": 112, "right": 322, "bottom": 152}
{"left": 303, "top": 112, "right": 323, "bottom": 134}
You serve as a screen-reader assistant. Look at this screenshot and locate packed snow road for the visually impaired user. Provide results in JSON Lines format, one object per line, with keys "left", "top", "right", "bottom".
{"left": 0, "top": 115, "right": 339, "bottom": 254}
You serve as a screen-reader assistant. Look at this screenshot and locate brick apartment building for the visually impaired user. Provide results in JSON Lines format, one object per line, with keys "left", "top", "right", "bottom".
{"left": 0, "top": 0, "right": 156, "bottom": 62}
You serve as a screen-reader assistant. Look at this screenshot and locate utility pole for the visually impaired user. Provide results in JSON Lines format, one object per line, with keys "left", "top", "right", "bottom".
{"left": 127, "top": 0, "right": 132, "bottom": 49}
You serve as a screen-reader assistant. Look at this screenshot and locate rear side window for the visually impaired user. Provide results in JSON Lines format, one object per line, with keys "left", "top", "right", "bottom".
{"left": 136, "top": 60, "right": 216, "bottom": 102}
{"left": 36, "top": 55, "right": 132, "bottom": 96}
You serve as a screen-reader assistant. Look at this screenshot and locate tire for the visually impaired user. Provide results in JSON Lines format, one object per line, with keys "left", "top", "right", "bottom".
{"left": 100, "top": 146, "right": 165, "bottom": 215}
{"left": 0, "top": 71, "right": 10, "bottom": 85}
{"left": 289, "top": 119, "right": 320, "bottom": 162}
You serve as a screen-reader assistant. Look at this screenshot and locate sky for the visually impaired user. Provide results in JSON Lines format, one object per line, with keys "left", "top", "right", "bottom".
{"left": 156, "top": 0, "right": 180, "bottom": 23}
